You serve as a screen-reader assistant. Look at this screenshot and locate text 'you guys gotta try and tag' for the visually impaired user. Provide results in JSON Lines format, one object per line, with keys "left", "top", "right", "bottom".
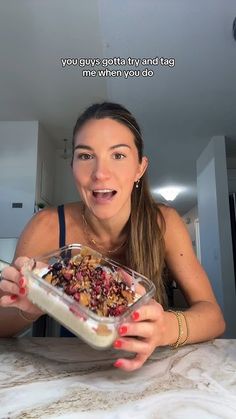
{"left": 61, "top": 56, "right": 176, "bottom": 78}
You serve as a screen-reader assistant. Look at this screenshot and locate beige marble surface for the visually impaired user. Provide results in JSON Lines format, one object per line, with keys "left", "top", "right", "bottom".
{"left": 0, "top": 338, "right": 236, "bottom": 418}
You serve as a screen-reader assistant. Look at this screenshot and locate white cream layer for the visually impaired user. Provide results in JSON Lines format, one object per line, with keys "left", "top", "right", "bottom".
{"left": 27, "top": 277, "right": 117, "bottom": 349}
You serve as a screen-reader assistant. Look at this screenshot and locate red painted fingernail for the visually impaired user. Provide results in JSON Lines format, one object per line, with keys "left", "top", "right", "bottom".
{"left": 119, "top": 326, "right": 127, "bottom": 335}
{"left": 114, "top": 360, "right": 123, "bottom": 368}
{"left": 132, "top": 311, "right": 139, "bottom": 321}
{"left": 10, "top": 295, "right": 17, "bottom": 301}
{"left": 114, "top": 340, "right": 122, "bottom": 348}
{"left": 19, "top": 278, "right": 24, "bottom": 287}
{"left": 19, "top": 287, "right": 26, "bottom": 295}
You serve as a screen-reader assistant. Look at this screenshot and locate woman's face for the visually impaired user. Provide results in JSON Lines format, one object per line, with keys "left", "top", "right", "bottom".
{"left": 72, "top": 117, "right": 148, "bottom": 220}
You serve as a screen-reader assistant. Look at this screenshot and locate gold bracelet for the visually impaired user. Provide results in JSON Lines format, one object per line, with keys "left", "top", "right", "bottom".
{"left": 168, "top": 310, "right": 184, "bottom": 348}
{"left": 178, "top": 311, "right": 189, "bottom": 347}
{"left": 18, "top": 309, "right": 39, "bottom": 323}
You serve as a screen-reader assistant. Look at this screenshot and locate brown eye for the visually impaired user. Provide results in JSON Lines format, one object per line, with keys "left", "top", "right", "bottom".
{"left": 112, "top": 153, "right": 126, "bottom": 160}
{"left": 77, "top": 153, "right": 93, "bottom": 160}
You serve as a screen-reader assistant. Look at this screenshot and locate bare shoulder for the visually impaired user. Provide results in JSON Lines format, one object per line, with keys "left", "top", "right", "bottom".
{"left": 157, "top": 203, "right": 178, "bottom": 222}
{"left": 14, "top": 206, "right": 59, "bottom": 259}
{"left": 156, "top": 203, "right": 177, "bottom": 231}
{"left": 156, "top": 203, "right": 191, "bottom": 251}
{"left": 157, "top": 203, "right": 183, "bottom": 227}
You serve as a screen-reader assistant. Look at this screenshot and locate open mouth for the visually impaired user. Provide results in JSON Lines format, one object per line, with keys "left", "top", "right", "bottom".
{"left": 92, "top": 189, "right": 117, "bottom": 199}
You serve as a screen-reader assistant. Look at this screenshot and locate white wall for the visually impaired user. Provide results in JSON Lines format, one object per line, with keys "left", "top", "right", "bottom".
{"left": 227, "top": 157, "right": 236, "bottom": 193}
{"left": 53, "top": 149, "right": 80, "bottom": 205}
{"left": 197, "top": 136, "right": 236, "bottom": 338}
{"left": 36, "top": 124, "right": 56, "bottom": 206}
{"left": 0, "top": 121, "right": 38, "bottom": 238}
{"left": 0, "top": 238, "right": 18, "bottom": 263}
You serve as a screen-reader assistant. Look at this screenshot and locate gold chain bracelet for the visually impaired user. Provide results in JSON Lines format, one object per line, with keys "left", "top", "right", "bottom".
{"left": 168, "top": 310, "right": 189, "bottom": 348}
{"left": 18, "top": 309, "right": 39, "bottom": 323}
{"left": 178, "top": 311, "right": 189, "bottom": 347}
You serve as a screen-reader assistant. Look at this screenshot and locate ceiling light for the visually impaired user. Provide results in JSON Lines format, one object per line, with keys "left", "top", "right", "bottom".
{"left": 152, "top": 186, "right": 182, "bottom": 201}
{"left": 61, "top": 139, "right": 71, "bottom": 160}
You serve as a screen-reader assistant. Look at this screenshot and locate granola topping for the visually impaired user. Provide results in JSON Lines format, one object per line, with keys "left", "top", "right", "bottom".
{"left": 42, "top": 253, "right": 135, "bottom": 317}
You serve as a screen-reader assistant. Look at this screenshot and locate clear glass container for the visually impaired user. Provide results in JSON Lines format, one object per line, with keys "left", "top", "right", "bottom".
{"left": 22, "top": 244, "right": 156, "bottom": 349}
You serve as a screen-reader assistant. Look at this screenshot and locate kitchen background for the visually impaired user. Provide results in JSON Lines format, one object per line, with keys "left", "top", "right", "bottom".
{"left": 0, "top": 0, "right": 236, "bottom": 336}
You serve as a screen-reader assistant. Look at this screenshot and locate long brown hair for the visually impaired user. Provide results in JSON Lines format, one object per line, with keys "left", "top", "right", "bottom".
{"left": 72, "top": 102, "right": 167, "bottom": 307}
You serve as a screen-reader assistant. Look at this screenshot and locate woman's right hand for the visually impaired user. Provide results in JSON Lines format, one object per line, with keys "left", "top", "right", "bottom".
{"left": 0, "top": 256, "right": 44, "bottom": 317}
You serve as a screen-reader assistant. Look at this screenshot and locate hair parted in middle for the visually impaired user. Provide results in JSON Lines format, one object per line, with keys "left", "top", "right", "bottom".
{"left": 72, "top": 102, "right": 167, "bottom": 307}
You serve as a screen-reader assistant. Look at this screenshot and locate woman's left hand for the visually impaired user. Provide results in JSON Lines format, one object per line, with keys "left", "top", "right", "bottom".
{"left": 113, "top": 299, "right": 168, "bottom": 371}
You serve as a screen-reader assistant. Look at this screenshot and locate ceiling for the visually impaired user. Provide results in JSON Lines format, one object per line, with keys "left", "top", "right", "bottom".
{"left": 1, "top": 0, "right": 236, "bottom": 214}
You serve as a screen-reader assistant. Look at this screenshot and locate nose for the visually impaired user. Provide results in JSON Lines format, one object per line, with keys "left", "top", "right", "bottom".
{"left": 91, "top": 157, "right": 111, "bottom": 181}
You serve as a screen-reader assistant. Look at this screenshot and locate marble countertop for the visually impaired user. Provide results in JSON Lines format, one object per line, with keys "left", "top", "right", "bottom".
{"left": 0, "top": 338, "right": 236, "bottom": 419}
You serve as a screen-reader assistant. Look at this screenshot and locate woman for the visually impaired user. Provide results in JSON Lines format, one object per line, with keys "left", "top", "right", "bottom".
{"left": 0, "top": 102, "right": 225, "bottom": 371}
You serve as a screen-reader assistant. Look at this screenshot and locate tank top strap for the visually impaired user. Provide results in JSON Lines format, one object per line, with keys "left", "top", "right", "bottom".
{"left": 57, "top": 204, "right": 66, "bottom": 248}
{"left": 57, "top": 204, "right": 72, "bottom": 259}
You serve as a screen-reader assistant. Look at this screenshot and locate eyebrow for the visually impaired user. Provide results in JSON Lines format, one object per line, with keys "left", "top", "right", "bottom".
{"left": 74, "top": 143, "right": 131, "bottom": 151}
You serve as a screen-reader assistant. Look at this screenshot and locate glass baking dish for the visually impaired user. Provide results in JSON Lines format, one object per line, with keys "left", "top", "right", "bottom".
{"left": 22, "top": 244, "right": 156, "bottom": 349}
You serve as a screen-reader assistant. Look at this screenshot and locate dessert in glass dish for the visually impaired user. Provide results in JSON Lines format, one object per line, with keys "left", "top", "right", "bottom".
{"left": 22, "top": 244, "right": 156, "bottom": 349}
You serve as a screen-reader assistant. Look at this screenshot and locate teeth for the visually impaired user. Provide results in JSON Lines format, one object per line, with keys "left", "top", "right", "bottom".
{"left": 93, "top": 189, "right": 113, "bottom": 193}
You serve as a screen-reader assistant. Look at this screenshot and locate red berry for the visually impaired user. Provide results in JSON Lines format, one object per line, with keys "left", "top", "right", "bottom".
{"left": 74, "top": 292, "right": 80, "bottom": 301}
